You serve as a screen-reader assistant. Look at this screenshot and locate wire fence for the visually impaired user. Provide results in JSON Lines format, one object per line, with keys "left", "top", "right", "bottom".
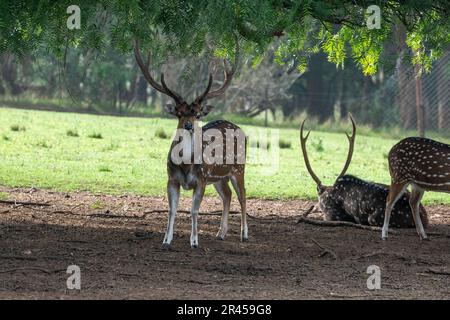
{"left": 346, "top": 51, "right": 449, "bottom": 137}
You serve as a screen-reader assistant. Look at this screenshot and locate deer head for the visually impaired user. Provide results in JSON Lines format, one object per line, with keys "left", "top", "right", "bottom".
{"left": 133, "top": 39, "right": 238, "bottom": 132}
{"left": 300, "top": 115, "right": 356, "bottom": 199}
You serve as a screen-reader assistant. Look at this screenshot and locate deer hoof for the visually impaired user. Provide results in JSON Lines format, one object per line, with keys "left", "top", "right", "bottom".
{"left": 420, "top": 236, "right": 429, "bottom": 241}
{"left": 161, "top": 243, "right": 171, "bottom": 250}
{"left": 191, "top": 244, "right": 199, "bottom": 249}
{"left": 241, "top": 237, "right": 249, "bottom": 242}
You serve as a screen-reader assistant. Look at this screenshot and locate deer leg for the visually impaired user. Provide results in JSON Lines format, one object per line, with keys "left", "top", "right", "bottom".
{"left": 190, "top": 183, "right": 206, "bottom": 248}
{"left": 231, "top": 174, "right": 248, "bottom": 242}
{"left": 213, "top": 179, "right": 232, "bottom": 240}
{"left": 382, "top": 182, "right": 407, "bottom": 240}
{"left": 162, "top": 180, "right": 180, "bottom": 249}
{"left": 409, "top": 185, "right": 427, "bottom": 240}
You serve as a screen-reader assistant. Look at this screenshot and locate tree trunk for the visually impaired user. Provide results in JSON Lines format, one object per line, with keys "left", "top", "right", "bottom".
{"left": 436, "top": 55, "right": 449, "bottom": 131}
{"left": 264, "top": 88, "right": 269, "bottom": 127}
{"left": 395, "top": 23, "right": 415, "bottom": 129}
{"left": 305, "top": 53, "right": 332, "bottom": 122}
{"left": 339, "top": 71, "right": 348, "bottom": 119}
{"left": 414, "top": 64, "right": 425, "bottom": 137}
{"left": 136, "top": 75, "right": 148, "bottom": 105}
{"left": 438, "top": 103, "right": 446, "bottom": 130}
{"left": 264, "top": 109, "right": 268, "bottom": 127}
{"left": 148, "top": 90, "right": 155, "bottom": 107}
{"left": 1, "top": 54, "right": 21, "bottom": 95}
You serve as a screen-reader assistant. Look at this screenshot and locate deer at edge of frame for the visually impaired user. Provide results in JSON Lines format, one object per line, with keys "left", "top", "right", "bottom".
{"left": 381, "top": 137, "right": 450, "bottom": 240}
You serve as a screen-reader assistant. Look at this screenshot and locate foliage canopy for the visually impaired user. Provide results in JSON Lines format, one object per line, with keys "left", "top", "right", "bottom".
{"left": 0, "top": 0, "right": 449, "bottom": 74}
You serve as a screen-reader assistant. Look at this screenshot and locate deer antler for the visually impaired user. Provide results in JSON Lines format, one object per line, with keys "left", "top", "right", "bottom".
{"left": 300, "top": 120, "right": 323, "bottom": 187}
{"left": 133, "top": 39, "right": 184, "bottom": 104}
{"left": 337, "top": 114, "right": 356, "bottom": 180}
{"left": 195, "top": 74, "right": 213, "bottom": 104}
{"left": 196, "top": 36, "right": 240, "bottom": 102}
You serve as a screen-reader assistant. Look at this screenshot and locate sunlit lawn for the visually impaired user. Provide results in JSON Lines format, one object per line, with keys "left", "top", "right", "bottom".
{"left": 0, "top": 107, "right": 449, "bottom": 204}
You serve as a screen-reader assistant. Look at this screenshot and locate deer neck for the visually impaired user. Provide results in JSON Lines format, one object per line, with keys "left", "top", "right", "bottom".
{"left": 169, "top": 122, "right": 202, "bottom": 173}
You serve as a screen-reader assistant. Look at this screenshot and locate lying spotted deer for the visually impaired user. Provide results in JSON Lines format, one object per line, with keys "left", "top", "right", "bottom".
{"left": 300, "top": 116, "right": 428, "bottom": 228}
{"left": 134, "top": 39, "right": 247, "bottom": 249}
{"left": 381, "top": 137, "right": 450, "bottom": 240}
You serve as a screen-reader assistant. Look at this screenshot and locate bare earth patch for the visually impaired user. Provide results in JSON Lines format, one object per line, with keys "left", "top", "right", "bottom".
{"left": 0, "top": 187, "right": 449, "bottom": 299}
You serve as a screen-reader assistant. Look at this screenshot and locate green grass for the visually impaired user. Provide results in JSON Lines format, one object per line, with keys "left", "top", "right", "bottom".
{"left": 90, "top": 200, "right": 105, "bottom": 210}
{"left": 0, "top": 191, "right": 9, "bottom": 200}
{"left": 88, "top": 132, "right": 103, "bottom": 139}
{"left": 278, "top": 139, "right": 292, "bottom": 149}
{"left": 10, "top": 125, "right": 25, "bottom": 132}
{"left": 155, "top": 127, "right": 169, "bottom": 139}
{"left": 66, "top": 129, "right": 79, "bottom": 137}
{"left": 0, "top": 106, "right": 449, "bottom": 205}
{"left": 3, "top": 96, "right": 448, "bottom": 141}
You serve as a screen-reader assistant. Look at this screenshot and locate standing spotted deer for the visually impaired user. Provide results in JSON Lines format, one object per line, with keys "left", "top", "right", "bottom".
{"left": 134, "top": 39, "right": 247, "bottom": 249}
{"left": 300, "top": 117, "right": 428, "bottom": 227}
{"left": 382, "top": 137, "right": 450, "bottom": 240}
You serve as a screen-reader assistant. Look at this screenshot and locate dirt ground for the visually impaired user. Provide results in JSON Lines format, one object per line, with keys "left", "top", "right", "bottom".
{"left": 0, "top": 186, "right": 449, "bottom": 300}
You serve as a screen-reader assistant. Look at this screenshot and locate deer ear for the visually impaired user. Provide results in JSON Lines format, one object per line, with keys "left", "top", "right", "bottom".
{"left": 164, "top": 104, "right": 177, "bottom": 116}
{"left": 197, "top": 105, "right": 214, "bottom": 118}
{"left": 317, "top": 185, "right": 326, "bottom": 195}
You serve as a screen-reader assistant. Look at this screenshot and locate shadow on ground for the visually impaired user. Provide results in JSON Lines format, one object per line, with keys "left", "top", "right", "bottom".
{"left": 0, "top": 187, "right": 449, "bottom": 299}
